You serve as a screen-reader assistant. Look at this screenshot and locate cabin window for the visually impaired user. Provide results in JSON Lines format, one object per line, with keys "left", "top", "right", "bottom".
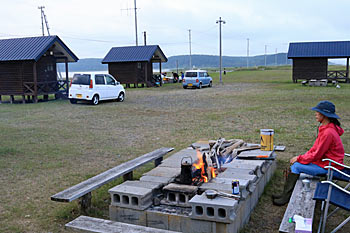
{"left": 47, "top": 64, "right": 54, "bottom": 72}
{"left": 137, "top": 62, "right": 142, "bottom": 69}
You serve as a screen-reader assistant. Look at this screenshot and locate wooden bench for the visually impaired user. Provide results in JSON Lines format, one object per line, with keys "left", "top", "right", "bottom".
{"left": 51, "top": 147, "right": 173, "bottom": 212}
{"left": 279, "top": 174, "right": 319, "bottom": 232}
{"left": 66, "top": 215, "right": 180, "bottom": 233}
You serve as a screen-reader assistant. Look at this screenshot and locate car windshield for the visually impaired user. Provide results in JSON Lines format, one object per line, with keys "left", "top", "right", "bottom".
{"left": 72, "top": 74, "right": 91, "bottom": 85}
{"left": 185, "top": 72, "right": 197, "bottom": 77}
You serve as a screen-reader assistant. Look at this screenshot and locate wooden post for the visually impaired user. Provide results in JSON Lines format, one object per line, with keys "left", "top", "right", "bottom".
{"left": 123, "top": 172, "right": 133, "bottom": 181}
{"left": 33, "top": 62, "right": 38, "bottom": 103}
{"left": 10, "top": 95, "right": 14, "bottom": 104}
{"left": 347, "top": 58, "right": 349, "bottom": 82}
{"left": 159, "top": 61, "right": 162, "bottom": 76}
{"left": 22, "top": 95, "right": 26, "bottom": 104}
{"left": 145, "top": 62, "right": 148, "bottom": 85}
{"left": 80, "top": 192, "right": 91, "bottom": 214}
{"left": 44, "top": 95, "right": 48, "bottom": 101}
{"left": 159, "top": 61, "right": 162, "bottom": 86}
{"left": 155, "top": 157, "right": 163, "bottom": 167}
{"left": 27, "top": 95, "right": 31, "bottom": 102}
{"left": 65, "top": 58, "right": 69, "bottom": 97}
{"left": 0, "top": 95, "right": 2, "bottom": 104}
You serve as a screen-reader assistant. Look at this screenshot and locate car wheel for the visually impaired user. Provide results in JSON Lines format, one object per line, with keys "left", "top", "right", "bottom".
{"left": 117, "top": 92, "right": 125, "bottom": 102}
{"left": 70, "top": 99, "right": 77, "bottom": 104}
{"left": 209, "top": 81, "right": 212, "bottom": 87}
{"left": 92, "top": 95, "right": 99, "bottom": 105}
{"left": 198, "top": 83, "right": 202, "bottom": 89}
{"left": 183, "top": 86, "right": 187, "bottom": 89}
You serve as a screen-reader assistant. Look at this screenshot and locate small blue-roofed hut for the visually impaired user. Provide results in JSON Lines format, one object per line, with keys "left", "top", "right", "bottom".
{"left": 102, "top": 45, "right": 167, "bottom": 87}
{"left": 0, "top": 35, "right": 78, "bottom": 103}
{"left": 288, "top": 41, "right": 350, "bottom": 83}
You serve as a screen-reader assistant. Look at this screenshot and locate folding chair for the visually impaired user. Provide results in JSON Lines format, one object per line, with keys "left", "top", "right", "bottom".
{"left": 313, "top": 153, "right": 350, "bottom": 233}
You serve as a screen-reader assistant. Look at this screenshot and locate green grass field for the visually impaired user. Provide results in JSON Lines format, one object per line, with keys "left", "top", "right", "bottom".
{"left": 1, "top": 66, "right": 349, "bottom": 232}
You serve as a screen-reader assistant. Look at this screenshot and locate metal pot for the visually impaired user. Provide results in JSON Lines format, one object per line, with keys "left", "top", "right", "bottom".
{"left": 180, "top": 157, "right": 193, "bottom": 185}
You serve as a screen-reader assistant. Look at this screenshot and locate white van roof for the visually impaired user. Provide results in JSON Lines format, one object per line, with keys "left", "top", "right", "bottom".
{"left": 185, "top": 70, "right": 207, "bottom": 72}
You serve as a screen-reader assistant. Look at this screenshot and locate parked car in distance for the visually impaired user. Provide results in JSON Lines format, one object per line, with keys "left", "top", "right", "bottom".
{"left": 69, "top": 73, "right": 125, "bottom": 105}
{"left": 182, "top": 70, "right": 212, "bottom": 89}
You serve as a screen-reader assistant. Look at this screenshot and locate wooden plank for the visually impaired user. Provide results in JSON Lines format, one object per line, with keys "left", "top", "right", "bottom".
{"left": 51, "top": 147, "right": 173, "bottom": 202}
{"left": 279, "top": 175, "right": 318, "bottom": 233}
{"left": 65, "top": 215, "right": 180, "bottom": 233}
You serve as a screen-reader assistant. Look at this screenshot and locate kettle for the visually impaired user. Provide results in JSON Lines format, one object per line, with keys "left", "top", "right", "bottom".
{"left": 180, "top": 156, "right": 193, "bottom": 185}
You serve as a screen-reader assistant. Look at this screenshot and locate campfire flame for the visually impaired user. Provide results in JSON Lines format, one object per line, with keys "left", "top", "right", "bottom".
{"left": 192, "top": 150, "right": 216, "bottom": 183}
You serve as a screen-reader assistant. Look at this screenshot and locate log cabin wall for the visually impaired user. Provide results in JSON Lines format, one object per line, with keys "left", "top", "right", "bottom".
{"left": 292, "top": 58, "right": 328, "bottom": 82}
{"left": 37, "top": 55, "right": 57, "bottom": 83}
{"left": 0, "top": 60, "right": 34, "bottom": 95}
{"left": 108, "top": 61, "right": 152, "bottom": 85}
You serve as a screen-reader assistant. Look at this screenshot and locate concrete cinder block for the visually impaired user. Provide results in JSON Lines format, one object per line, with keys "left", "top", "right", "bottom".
{"left": 237, "top": 195, "right": 252, "bottom": 229}
{"left": 168, "top": 213, "right": 192, "bottom": 232}
{"left": 183, "top": 219, "right": 215, "bottom": 233}
{"left": 109, "top": 205, "right": 147, "bottom": 226}
{"left": 222, "top": 162, "right": 261, "bottom": 177}
{"left": 215, "top": 222, "right": 239, "bottom": 233}
{"left": 143, "top": 167, "right": 181, "bottom": 178}
{"left": 189, "top": 194, "right": 238, "bottom": 224}
{"left": 146, "top": 209, "right": 169, "bottom": 230}
{"left": 109, "top": 184, "right": 153, "bottom": 210}
{"left": 161, "top": 183, "right": 198, "bottom": 207}
{"left": 249, "top": 184, "right": 259, "bottom": 211}
{"left": 199, "top": 179, "right": 250, "bottom": 200}
{"left": 121, "top": 180, "right": 164, "bottom": 195}
{"left": 216, "top": 168, "right": 258, "bottom": 183}
{"left": 159, "top": 149, "right": 199, "bottom": 168}
{"left": 140, "top": 175, "right": 174, "bottom": 184}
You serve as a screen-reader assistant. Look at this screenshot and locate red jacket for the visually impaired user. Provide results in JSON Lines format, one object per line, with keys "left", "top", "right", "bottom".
{"left": 297, "top": 123, "right": 345, "bottom": 170}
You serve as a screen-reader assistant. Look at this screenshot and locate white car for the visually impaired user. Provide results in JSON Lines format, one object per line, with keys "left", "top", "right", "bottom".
{"left": 68, "top": 73, "right": 125, "bottom": 105}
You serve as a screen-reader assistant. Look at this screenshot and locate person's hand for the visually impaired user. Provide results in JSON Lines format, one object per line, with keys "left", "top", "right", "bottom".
{"left": 290, "top": 156, "right": 298, "bottom": 165}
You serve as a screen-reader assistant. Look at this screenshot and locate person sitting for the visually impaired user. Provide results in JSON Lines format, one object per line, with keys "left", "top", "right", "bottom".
{"left": 272, "top": 100, "right": 345, "bottom": 206}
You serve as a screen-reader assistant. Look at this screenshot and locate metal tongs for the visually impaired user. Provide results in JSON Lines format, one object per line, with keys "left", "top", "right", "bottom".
{"left": 205, "top": 189, "right": 240, "bottom": 200}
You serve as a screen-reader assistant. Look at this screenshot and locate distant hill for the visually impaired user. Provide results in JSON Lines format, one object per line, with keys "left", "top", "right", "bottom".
{"left": 57, "top": 58, "right": 107, "bottom": 72}
{"left": 59, "top": 54, "right": 292, "bottom": 71}
{"left": 160, "top": 53, "right": 292, "bottom": 69}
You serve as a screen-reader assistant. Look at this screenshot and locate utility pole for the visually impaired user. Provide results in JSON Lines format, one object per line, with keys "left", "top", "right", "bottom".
{"left": 247, "top": 38, "right": 249, "bottom": 68}
{"left": 143, "top": 31, "right": 146, "bottom": 46}
{"left": 264, "top": 45, "right": 267, "bottom": 67}
{"left": 121, "top": 1, "right": 139, "bottom": 46}
{"left": 216, "top": 17, "right": 226, "bottom": 84}
{"left": 275, "top": 48, "right": 278, "bottom": 66}
{"left": 176, "top": 60, "right": 179, "bottom": 74}
{"left": 38, "top": 6, "right": 50, "bottom": 36}
{"left": 134, "top": 0, "right": 138, "bottom": 46}
{"left": 188, "top": 29, "right": 192, "bottom": 69}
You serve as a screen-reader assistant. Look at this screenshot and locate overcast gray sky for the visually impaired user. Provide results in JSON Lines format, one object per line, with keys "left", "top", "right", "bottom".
{"left": 1, "top": 0, "right": 350, "bottom": 59}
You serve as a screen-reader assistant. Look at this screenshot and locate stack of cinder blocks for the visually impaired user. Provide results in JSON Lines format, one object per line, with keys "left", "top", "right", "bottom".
{"left": 108, "top": 145, "right": 277, "bottom": 233}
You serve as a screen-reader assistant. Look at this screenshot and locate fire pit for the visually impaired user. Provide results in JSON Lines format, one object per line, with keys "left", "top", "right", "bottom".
{"left": 108, "top": 140, "right": 276, "bottom": 233}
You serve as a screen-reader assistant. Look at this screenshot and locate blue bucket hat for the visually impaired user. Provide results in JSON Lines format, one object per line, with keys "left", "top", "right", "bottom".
{"left": 311, "top": 100, "right": 340, "bottom": 119}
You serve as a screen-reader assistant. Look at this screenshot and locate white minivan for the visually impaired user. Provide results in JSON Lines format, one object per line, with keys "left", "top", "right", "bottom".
{"left": 69, "top": 73, "right": 125, "bottom": 105}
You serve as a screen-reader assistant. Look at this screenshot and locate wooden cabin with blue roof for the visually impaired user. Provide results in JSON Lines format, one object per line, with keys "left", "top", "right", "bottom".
{"left": 0, "top": 35, "right": 78, "bottom": 103}
{"left": 102, "top": 45, "right": 167, "bottom": 87}
{"left": 288, "top": 41, "right": 350, "bottom": 83}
